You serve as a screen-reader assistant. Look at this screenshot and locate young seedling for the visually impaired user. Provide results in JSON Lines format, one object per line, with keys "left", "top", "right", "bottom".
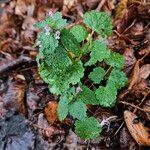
{"left": 35, "top": 10, "right": 128, "bottom": 140}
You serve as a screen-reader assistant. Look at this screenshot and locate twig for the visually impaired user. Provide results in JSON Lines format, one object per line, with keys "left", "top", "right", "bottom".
{"left": 121, "top": 19, "right": 136, "bottom": 35}
{"left": 96, "top": 0, "right": 107, "bottom": 11}
{"left": 112, "top": 122, "right": 124, "bottom": 137}
{"left": 134, "top": 91, "right": 150, "bottom": 113}
{"left": 119, "top": 101, "right": 150, "bottom": 112}
{"left": 0, "top": 56, "right": 34, "bottom": 75}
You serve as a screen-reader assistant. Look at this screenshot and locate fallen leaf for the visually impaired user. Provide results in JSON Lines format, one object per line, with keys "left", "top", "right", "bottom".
{"left": 86, "top": 0, "right": 100, "bottom": 9}
{"left": 124, "top": 110, "right": 150, "bottom": 146}
{"left": 123, "top": 48, "right": 137, "bottom": 75}
{"left": 128, "top": 60, "right": 140, "bottom": 89}
{"left": 139, "top": 64, "right": 150, "bottom": 79}
{"left": 44, "top": 101, "right": 58, "bottom": 124}
{"left": 116, "top": 5, "right": 137, "bottom": 34}
{"left": 115, "top": 0, "right": 128, "bottom": 20}
{"left": 3, "top": 79, "right": 27, "bottom": 114}
{"left": 0, "top": 111, "right": 35, "bottom": 149}
{"left": 37, "top": 113, "right": 64, "bottom": 140}
{"left": 15, "top": 0, "right": 36, "bottom": 17}
{"left": 119, "top": 127, "right": 137, "bottom": 149}
{"left": 63, "top": 0, "right": 77, "bottom": 13}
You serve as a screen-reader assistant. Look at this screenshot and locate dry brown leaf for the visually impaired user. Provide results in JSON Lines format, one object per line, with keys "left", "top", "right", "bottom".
{"left": 139, "top": 64, "right": 150, "bottom": 79}
{"left": 3, "top": 79, "right": 27, "bottom": 114}
{"left": 123, "top": 48, "right": 137, "bottom": 75}
{"left": 63, "top": 0, "right": 77, "bottom": 13}
{"left": 15, "top": 0, "right": 36, "bottom": 17}
{"left": 124, "top": 110, "right": 150, "bottom": 146}
{"left": 44, "top": 101, "right": 58, "bottom": 124}
{"left": 86, "top": 0, "right": 100, "bottom": 9}
{"left": 116, "top": 5, "right": 137, "bottom": 34}
{"left": 128, "top": 60, "right": 140, "bottom": 89}
{"left": 115, "top": 0, "right": 128, "bottom": 20}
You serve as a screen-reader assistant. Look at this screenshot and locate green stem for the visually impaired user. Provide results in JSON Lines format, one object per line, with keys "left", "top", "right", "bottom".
{"left": 104, "top": 66, "right": 112, "bottom": 77}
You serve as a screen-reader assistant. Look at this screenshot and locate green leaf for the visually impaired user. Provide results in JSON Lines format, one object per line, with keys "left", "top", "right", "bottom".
{"left": 60, "top": 29, "right": 81, "bottom": 57}
{"left": 89, "top": 67, "right": 105, "bottom": 84}
{"left": 83, "top": 10, "right": 112, "bottom": 37}
{"left": 38, "top": 32, "right": 59, "bottom": 54}
{"left": 48, "top": 61, "right": 84, "bottom": 95}
{"left": 107, "top": 69, "right": 128, "bottom": 90}
{"left": 95, "top": 84, "right": 117, "bottom": 107}
{"left": 70, "top": 25, "right": 88, "bottom": 42}
{"left": 34, "top": 20, "right": 47, "bottom": 29}
{"left": 69, "top": 100, "right": 87, "bottom": 120}
{"left": 77, "top": 85, "right": 99, "bottom": 105}
{"left": 49, "top": 78, "right": 70, "bottom": 95}
{"left": 57, "top": 97, "right": 69, "bottom": 121}
{"left": 45, "top": 45, "right": 72, "bottom": 72}
{"left": 85, "top": 40, "right": 110, "bottom": 66}
{"left": 67, "top": 61, "right": 85, "bottom": 85}
{"left": 105, "top": 51, "right": 125, "bottom": 69}
{"left": 35, "top": 12, "right": 67, "bottom": 30}
{"left": 75, "top": 117, "right": 101, "bottom": 140}
{"left": 38, "top": 61, "right": 56, "bottom": 85}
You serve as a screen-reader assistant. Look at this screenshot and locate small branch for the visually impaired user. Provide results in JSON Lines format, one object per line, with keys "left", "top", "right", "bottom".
{"left": 96, "top": 0, "right": 107, "bottom": 11}
{"left": 0, "top": 56, "right": 34, "bottom": 76}
{"left": 119, "top": 101, "right": 150, "bottom": 112}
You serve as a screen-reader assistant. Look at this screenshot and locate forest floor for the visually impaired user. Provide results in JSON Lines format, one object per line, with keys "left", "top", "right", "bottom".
{"left": 0, "top": 0, "right": 150, "bottom": 149}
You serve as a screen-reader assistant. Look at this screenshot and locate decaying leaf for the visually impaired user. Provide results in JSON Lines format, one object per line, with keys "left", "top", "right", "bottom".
{"left": 124, "top": 110, "right": 150, "bottom": 146}
{"left": 44, "top": 101, "right": 58, "bottom": 124}
{"left": 63, "top": 0, "right": 77, "bottom": 13}
{"left": 115, "top": 0, "right": 128, "bottom": 20}
{"left": 139, "top": 64, "right": 150, "bottom": 80}
{"left": 3, "top": 79, "right": 27, "bottom": 114}
{"left": 123, "top": 48, "right": 137, "bottom": 75}
{"left": 128, "top": 60, "right": 140, "bottom": 89}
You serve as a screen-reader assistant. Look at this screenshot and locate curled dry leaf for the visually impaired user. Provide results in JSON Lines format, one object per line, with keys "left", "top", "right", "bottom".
{"left": 139, "top": 64, "right": 150, "bottom": 80}
{"left": 124, "top": 110, "right": 150, "bottom": 146}
{"left": 44, "top": 101, "right": 58, "bottom": 124}
{"left": 128, "top": 60, "right": 140, "bottom": 89}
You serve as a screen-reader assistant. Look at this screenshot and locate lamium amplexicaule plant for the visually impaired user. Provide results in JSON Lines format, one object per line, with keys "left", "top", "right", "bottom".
{"left": 35, "top": 10, "right": 128, "bottom": 140}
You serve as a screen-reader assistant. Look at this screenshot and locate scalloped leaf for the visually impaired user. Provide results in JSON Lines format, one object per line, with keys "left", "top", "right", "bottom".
{"left": 89, "top": 67, "right": 105, "bottom": 84}
{"left": 83, "top": 10, "right": 112, "bottom": 37}
{"left": 60, "top": 29, "right": 81, "bottom": 57}
{"left": 77, "top": 85, "right": 99, "bottom": 105}
{"left": 70, "top": 25, "right": 88, "bottom": 42}
{"left": 105, "top": 51, "right": 125, "bottom": 69}
{"left": 85, "top": 40, "right": 110, "bottom": 66}
{"left": 57, "top": 97, "right": 69, "bottom": 121}
{"left": 95, "top": 84, "right": 117, "bottom": 107}
{"left": 107, "top": 69, "right": 128, "bottom": 90}
{"left": 75, "top": 117, "right": 102, "bottom": 140}
{"left": 67, "top": 61, "right": 85, "bottom": 85}
{"left": 35, "top": 12, "right": 67, "bottom": 30}
{"left": 69, "top": 100, "right": 87, "bottom": 120}
{"left": 37, "top": 32, "right": 59, "bottom": 55}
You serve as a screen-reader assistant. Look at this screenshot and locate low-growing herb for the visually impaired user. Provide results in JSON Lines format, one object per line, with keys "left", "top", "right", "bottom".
{"left": 35, "top": 10, "right": 128, "bottom": 140}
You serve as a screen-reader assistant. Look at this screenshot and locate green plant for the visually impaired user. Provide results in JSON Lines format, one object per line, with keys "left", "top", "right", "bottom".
{"left": 35, "top": 10, "right": 128, "bottom": 140}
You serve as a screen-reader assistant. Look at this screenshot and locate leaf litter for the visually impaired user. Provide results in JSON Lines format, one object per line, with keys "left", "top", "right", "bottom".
{"left": 0, "top": 0, "right": 150, "bottom": 149}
